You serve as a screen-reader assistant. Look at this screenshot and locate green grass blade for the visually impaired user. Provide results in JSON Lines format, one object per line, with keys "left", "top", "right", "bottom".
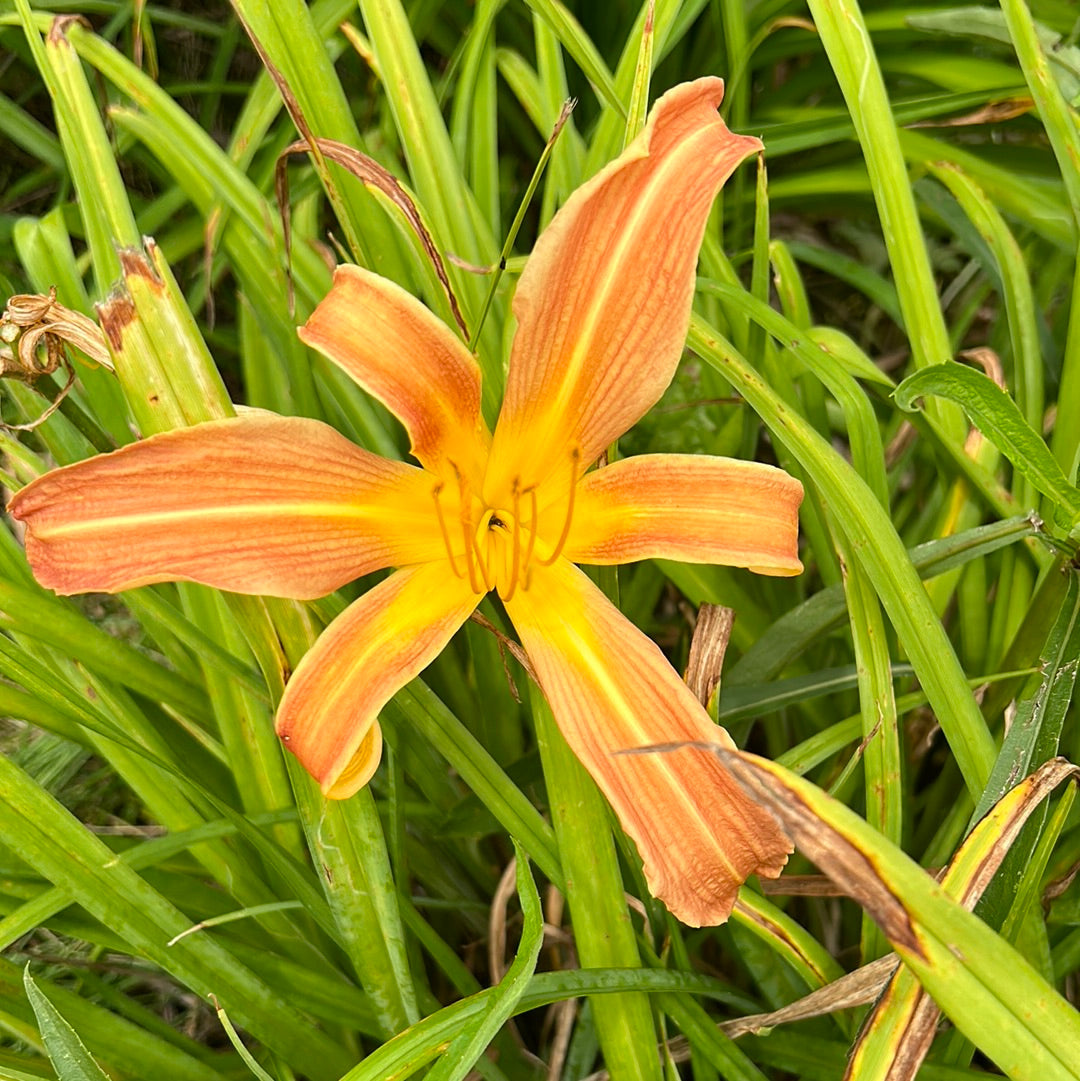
{"left": 689, "top": 317, "right": 998, "bottom": 796}
{"left": 22, "top": 968, "right": 111, "bottom": 1081}
{"left": 721, "top": 752, "right": 1080, "bottom": 1081}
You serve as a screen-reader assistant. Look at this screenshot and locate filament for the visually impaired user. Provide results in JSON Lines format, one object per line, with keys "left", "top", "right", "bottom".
{"left": 453, "top": 464, "right": 483, "bottom": 595}
{"left": 502, "top": 484, "right": 524, "bottom": 603}
{"left": 431, "top": 483, "right": 464, "bottom": 579}
{"left": 473, "top": 511, "right": 494, "bottom": 593}
{"left": 536, "top": 447, "right": 580, "bottom": 567}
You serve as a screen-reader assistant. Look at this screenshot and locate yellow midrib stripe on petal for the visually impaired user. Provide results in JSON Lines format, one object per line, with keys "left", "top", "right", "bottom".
{"left": 548, "top": 596, "right": 740, "bottom": 880}
{"left": 37, "top": 502, "right": 424, "bottom": 538}
{"left": 542, "top": 126, "right": 716, "bottom": 428}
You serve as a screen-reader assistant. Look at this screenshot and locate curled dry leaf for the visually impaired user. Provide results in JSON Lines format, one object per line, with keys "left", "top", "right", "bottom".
{"left": 0, "top": 289, "right": 113, "bottom": 432}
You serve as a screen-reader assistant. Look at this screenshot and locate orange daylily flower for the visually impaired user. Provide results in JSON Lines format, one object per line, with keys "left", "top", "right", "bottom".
{"left": 8, "top": 79, "right": 803, "bottom": 925}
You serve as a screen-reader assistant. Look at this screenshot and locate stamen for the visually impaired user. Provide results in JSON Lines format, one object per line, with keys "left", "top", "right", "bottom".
{"left": 453, "top": 464, "right": 483, "bottom": 595}
{"left": 523, "top": 486, "right": 540, "bottom": 571}
{"left": 536, "top": 447, "right": 580, "bottom": 566}
{"left": 431, "top": 484, "right": 464, "bottom": 579}
{"left": 502, "top": 483, "right": 524, "bottom": 603}
{"left": 482, "top": 521, "right": 498, "bottom": 593}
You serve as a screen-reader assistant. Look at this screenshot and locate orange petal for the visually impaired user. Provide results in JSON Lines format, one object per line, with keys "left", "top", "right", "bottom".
{"left": 276, "top": 562, "right": 480, "bottom": 798}
{"left": 505, "top": 559, "right": 791, "bottom": 926}
{"left": 8, "top": 413, "right": 445, "bottom": 598}
{"left": 486, "top": 78, "right": 761, "bottom": 503}
{"left": 299, "top": 264, "right": 490, "bottom": 486}
{"left": 561, "top": 454, "right": 803, "bottom": 575}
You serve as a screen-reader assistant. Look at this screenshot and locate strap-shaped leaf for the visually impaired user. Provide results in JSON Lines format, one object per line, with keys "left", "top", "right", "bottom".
{"left": 23, "top": 967, "right": 111, "bottom": 1081}
{"left": 895, "top": 360, "right": 1080, "bottom": 526}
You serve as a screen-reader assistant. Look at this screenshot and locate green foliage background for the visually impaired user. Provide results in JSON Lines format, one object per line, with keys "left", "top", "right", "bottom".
{"left": 1, "top": 1, "right": 1079, "bottom": 1079}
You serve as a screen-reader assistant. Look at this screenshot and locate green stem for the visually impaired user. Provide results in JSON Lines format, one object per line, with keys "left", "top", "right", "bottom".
{"left": 533, "top": 693, "right": 661, "bottom": 1081}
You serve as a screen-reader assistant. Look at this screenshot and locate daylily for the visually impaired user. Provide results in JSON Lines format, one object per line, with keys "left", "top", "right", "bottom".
{"left": 8, "top": 78, "right": 803, "bottom": 925}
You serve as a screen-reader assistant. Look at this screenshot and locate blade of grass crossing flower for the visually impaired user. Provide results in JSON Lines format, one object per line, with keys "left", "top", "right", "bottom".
{"left": 717, "top": 751, "right": 1080, "bottom": 1081}
{"left": 14, "top": 3, "right": 139, "bottom": 296}
{"left": 425, "top": 848, "right": 541, "bottom": 1081}
{"left": 0, "top": 753, "right": 354, "bottom": 1080}
{"left": 23, "top": 967, "right": 111, "bottom": 1081}
{"left": 532, "top": 16, "right": 586, "bottom": 221}
{"left": 689, "top": 317, "right": 998, "bottom": 796}
{"left": 847, "top": 759, "right": 1080, "bottom": 1080}
{"left": 532, "top": 692, "right": 662, "bottom": 1081}
{"left": 583, "top": 0, "right": 697, "bottom": 173}
{"left": 805, "top": 0, "right": 963, "bottom": 442}
{"left": 469, "top": 98, "right": 576, "bottom": 351}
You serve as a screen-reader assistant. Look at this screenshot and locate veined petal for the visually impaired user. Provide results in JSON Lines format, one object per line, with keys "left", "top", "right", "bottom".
{"left": 299, "top": 264, "right": 490, "bottom": 486}
{"left": 486, "top": 78, "right": 761, "bottom": 503}
{"left": 561, "top": 454, "right": 803, "bottom": 575}
{"left": 505, "top": 559, "right": 790, "bottom": 926}
{"left": 277, "top": 562, "right": 480, "bottom": 798}
{"left": 8, "top": 413, "right": 445, "bottom": 598}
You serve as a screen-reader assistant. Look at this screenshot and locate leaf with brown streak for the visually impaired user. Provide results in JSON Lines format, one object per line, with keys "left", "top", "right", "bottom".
{"left": 846, "top": 757, "right": 1080, "bottom": 1081}
{"left": 275, "top": 138, "right": 467, "bottom": 339}
{"left": 692, "top": 748, "right": 1080, "bottom": 1081}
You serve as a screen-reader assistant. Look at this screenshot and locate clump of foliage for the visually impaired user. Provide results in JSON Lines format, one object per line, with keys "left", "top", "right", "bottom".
{"left": 0, "top": 2, "right": 1079, "bottom": 1080}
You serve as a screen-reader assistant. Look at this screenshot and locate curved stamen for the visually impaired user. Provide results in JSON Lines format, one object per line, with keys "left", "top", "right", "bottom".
{"left": 431, "top": 483, "right": 465, "bottom": 579}
{"left": 453, "top": 464, "right": 483, "bottom": 595}
{"left": 523, "top": 485, "right": 539, "bottom": 574}
{"left": 501, "top": 484, "right": 524, "bottom": 603}
{"left": 480, "top": 511, "right": 498, "bottom": 594}
{"left": 536, "top": 446, "right": 581, "bottom": 567}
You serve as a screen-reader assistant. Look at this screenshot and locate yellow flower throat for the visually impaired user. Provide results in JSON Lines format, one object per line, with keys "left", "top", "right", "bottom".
{"left": 430, "top": 451, "right": 579, "bottom": 602}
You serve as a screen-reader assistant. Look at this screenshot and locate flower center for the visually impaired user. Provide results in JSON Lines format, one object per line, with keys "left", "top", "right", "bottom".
{"left": 431, "top": 452, "right": 579, "bottom": 602}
